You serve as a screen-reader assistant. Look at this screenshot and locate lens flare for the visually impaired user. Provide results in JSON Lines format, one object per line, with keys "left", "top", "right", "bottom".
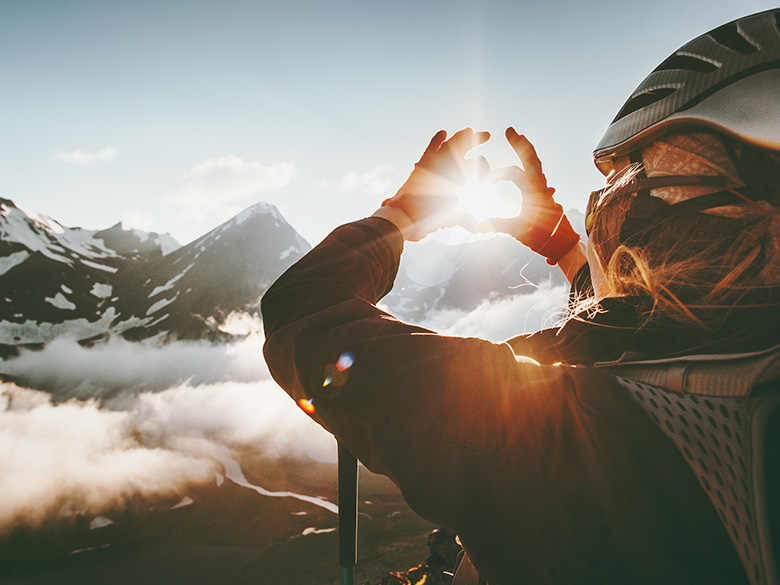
{"left": 298, "top": 398, "right": 316, "bottom": 414}
{"left": 336, "top": 352, "right": 355, "bottom": 372}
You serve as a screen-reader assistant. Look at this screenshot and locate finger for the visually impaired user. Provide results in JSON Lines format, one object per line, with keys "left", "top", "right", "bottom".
{"left": 491, "top": 164, "right": 535, "bottom": 192}
{"left": 421, "top": 130, "right": 448, "bottom": 159}
{"left": 505, "top": 127, "right": 544, "bottom": 176}
{"left": 446, "top": 128, "right": 490, "bottom": 158}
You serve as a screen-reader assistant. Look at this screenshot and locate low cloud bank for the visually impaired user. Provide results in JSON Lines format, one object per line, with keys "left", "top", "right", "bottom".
{"left": 0, "top": 378, "right": 335, "bottom": 534}
{"left": 0, "top": 292, "right": 569, "bottom": 533}
{"left": 1, "top": 333, "right": 269, "bottom": 400}
{"left": 0, "top": 327, "right": 335, "bottom": 533}
{"left": 411, "top": 284, "right": 570, "bottom": 342}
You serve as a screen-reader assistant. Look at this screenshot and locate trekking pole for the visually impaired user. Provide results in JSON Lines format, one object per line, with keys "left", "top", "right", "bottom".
{"left": 338, "top": 441, "right": 358, "bottom": 585}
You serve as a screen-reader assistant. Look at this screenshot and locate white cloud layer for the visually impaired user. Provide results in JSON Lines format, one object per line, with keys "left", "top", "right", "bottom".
{"left": 0, "top": 291, "right": 569, "bottom": 533}
{"left": 0, "top": 382, "right": 216, "bottom": 530}
{"left": 0, "top": 323, "right": 336, "bottom": 533}
{"left": 411, "top": 284, "right": 570, "bottom": 342}
{"left": 0, "top": 333, "right": 270, "bottom": 399}
{"left": 0, "top": 378, "right": 334, "bottom": 533}
{"left": 52, "top": 146, "right": 118, "bottom": 165}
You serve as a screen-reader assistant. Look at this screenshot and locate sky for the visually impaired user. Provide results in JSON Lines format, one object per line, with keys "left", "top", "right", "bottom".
{"left": 2, "top": 0, "right": 778, "bottom": 246}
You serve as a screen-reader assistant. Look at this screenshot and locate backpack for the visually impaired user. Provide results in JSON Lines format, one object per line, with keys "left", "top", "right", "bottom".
{"left": 599, "top": 344, "right": 780, "bottom": 585}
{"left": 446, "top": 344, "right": 780, "bottom": 585}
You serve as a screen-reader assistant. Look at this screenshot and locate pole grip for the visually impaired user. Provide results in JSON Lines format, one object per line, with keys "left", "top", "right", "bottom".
{"left": 338, "top": 441, "right": 358, "bottom": 583}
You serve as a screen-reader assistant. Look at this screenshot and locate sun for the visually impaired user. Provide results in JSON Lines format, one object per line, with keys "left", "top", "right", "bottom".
{"left": 456, "top": 173, "right": 521, "bottom": 224}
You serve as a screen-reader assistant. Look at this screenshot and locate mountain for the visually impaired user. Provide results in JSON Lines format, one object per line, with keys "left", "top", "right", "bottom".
{"left": 381, "top": 210, "right": 584, "bottom": 323}
{"left": 382, "top": 234, "right": 567, "bottom": 323}
{"left": 0, "top": 198, "right": 581, "bottom": 356}
{"left": 0, "top": 198, "right": 310, "bottom": 355}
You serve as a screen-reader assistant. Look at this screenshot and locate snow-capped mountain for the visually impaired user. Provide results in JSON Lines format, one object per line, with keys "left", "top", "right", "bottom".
{"left": 112, "top": 203, "right": 310, "bottom": 341}
{"left": 0, "top": 198, "right": 310, "bottom": 354}
{"left": 381, "top": 210, "right": 584, "bottom": 323}
{"left": 0, "top": 197, "right": 581, "bottom": 356}
{"left": 382, "top": 234, "right": 567, "bottom": 323}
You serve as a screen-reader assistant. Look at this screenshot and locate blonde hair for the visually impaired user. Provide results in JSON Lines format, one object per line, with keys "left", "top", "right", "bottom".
{"left": 587, "top": 135, "right": 780, "bottom": 343}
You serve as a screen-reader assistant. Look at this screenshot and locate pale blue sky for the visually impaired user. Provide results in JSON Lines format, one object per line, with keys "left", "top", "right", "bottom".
{"left": 2, "top": 0, "right": 777, "bottom": 244}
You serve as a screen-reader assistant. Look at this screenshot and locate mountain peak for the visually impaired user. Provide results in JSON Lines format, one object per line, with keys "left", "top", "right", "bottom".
{"left": 95, "top": 223, "right": 181, "bottom": 258}
{"left": 236, "top": 201, "right": 283, "bottom": 223}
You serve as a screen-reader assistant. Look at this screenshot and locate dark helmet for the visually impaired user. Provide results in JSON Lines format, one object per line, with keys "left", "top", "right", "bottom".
{"left": 593, "top": 9, "right": 780, "bottom": 175}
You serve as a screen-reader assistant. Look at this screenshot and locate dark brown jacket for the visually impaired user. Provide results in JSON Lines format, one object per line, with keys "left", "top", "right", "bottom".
{"left": 261, "top": 217, "right": 747, "bottom": 585}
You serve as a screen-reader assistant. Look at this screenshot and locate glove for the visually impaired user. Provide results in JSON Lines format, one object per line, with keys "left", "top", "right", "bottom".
{"left": 381, "top": 128, "right": 491, "bottom": 241}
{"left": 477, "top": 127, "right": 580, "bottom": 265}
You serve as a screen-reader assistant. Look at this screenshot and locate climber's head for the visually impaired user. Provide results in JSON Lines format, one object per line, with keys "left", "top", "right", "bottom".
{"left": 583, "top": 10, "right": 780, "bottom": 335}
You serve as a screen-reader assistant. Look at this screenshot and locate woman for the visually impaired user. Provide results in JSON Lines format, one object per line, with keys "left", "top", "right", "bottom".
{"left": 262, "top": 10, "right": 779, "bottom": 584}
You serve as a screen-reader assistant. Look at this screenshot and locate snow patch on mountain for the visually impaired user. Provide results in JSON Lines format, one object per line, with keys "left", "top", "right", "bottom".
{"left": 149, "top": 264, "right": 194, "bottom": 297}
{"left": 0, "top": 251, "right": 29, "bottom": 276}
{"left": 90, "top": 283, "right": 113, "bottom": 298}
{"left": 80, "top": 258, "right": 118, "bottom": 273}
{"left": 146, "top": 293, "right": 179, "bottom": 316}
{"left": 234, "top": 207, "right": 255, "bottom": 226}
{"left": 45, "top": 293, "right": 77, "bottom": 311}
{"left": 89, "top": 516, "right": 114, "bottom": 530}
{"left": 279, "top": 246, "right": 298, "bottom": 260}
{"left": 0, "top": 309, "right": 159, "bottom": 345}
{"left": 157, "top": 235, "right": 180, "bottom": 256}
{"left": 1, "top": 200, "right": 117, "bottom": 264}
{"left": 0, "top": 313, "right": 114, "bottom": 345}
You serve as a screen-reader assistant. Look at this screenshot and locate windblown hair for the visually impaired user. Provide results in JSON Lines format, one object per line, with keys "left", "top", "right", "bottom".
{"left": 588, "top": 133, "right": 780, "bottom": 347}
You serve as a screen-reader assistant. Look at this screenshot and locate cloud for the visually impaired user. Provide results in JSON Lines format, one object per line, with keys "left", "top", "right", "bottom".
{"left": 52, "top": 146, "right": 118, "bottom": 165}
{"left": 313, "top": 164, "right": 395, "bottom": 197}
{"left": 411, "top": 285, "right": 570, "bottom": 342}
{"left": 335, "top": 164, "right": 395, "bottom": 196}
{"left": 0, "top": 332, "right": 270, "bottom": 400}
{"left": 0, "top": 294, "right": 574, "bottom": 535}
{"left": 152, "top": 156, "right": 297, "bottom": 244}
{"left": 0, "top": 378, "right": 334, "bottom": 533}
{"left": 0, "top": 323, "right": 336, "bottom": 533}
{"left": 165, "top": 156, "right": 295, "bottom": 212}
{"left": 0, "top": 382, "right": 215, "bottom": 531}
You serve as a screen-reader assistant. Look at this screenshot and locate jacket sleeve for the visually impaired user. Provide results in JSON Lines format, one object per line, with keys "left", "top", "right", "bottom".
{"left": 261, "top": 217, "right": 580, "bottom": 529}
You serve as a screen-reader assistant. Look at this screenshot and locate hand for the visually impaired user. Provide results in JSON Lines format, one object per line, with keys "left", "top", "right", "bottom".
{"left": 381, "top": 128, "right": 490, "bottom": 241}
{"left": 477, "top": 127, "right": 580, "bottom": 265}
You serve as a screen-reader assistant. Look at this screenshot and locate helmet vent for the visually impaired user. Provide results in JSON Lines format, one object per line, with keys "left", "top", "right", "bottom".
{"left": 612, "top": 87, "right": 677, "bottom": 123}
{"left": 709, "top": 22, "right": 759, "bottom": 55}
{"left": 654, "top": 53, "right": 720, "bottom": 73}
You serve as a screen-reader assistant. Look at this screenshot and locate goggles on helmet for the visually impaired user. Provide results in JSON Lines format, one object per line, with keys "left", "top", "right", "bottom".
{"left": 584, "top": 175, "right": 731, "bottom": 237}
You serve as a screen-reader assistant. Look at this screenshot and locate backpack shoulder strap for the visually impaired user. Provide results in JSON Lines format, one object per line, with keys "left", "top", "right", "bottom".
{"left": 596, "top": 343, "right": 780, "bottom": 397}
